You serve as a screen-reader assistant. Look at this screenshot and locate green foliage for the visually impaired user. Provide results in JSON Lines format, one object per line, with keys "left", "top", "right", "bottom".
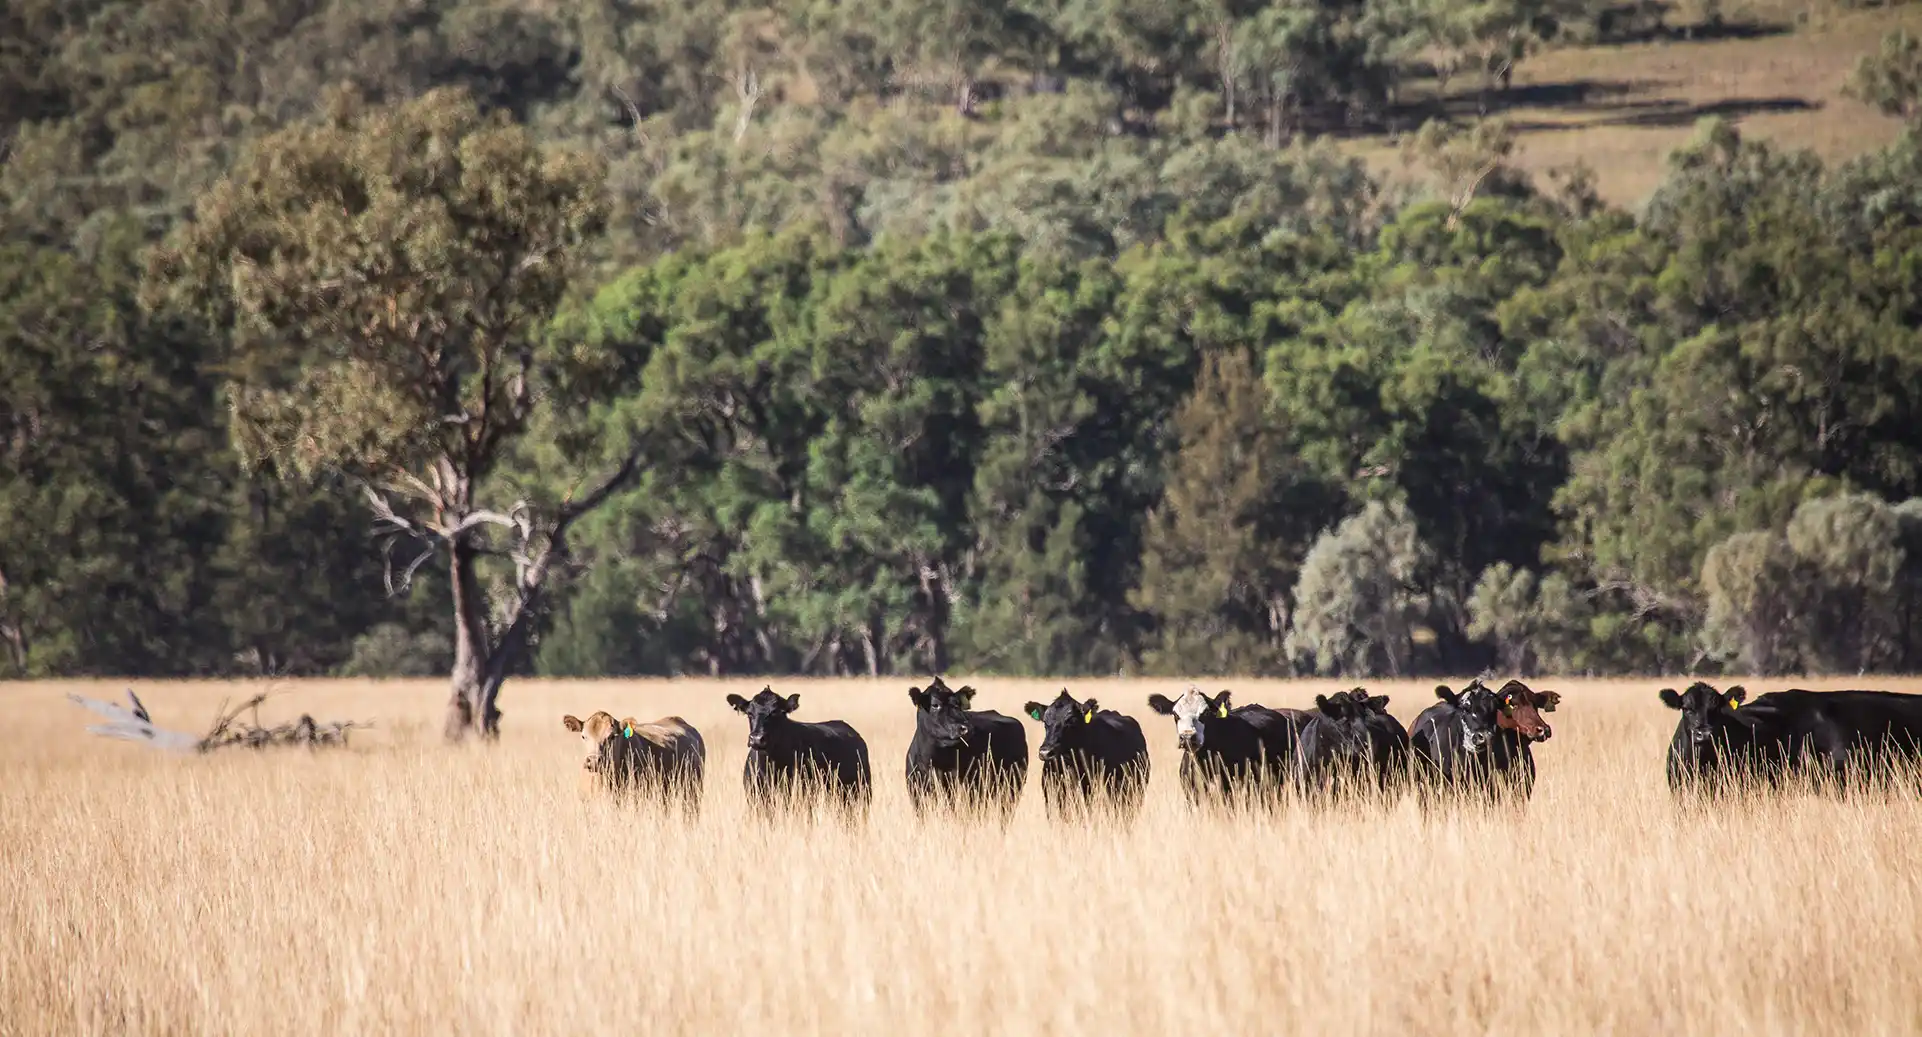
{"left": 1845, "top": 30, "right": 1922, "bottom": 123}
{"left": 1133, "top": 347, "right": 1336, "bottom": 676}
{"left": 1699, "top": 492, "right": 1909, "bottom": 675}
{"left": 11, "top": 0, "right": 1922, "bottom": 684}
{"left": 1285, "top": 500, "right": 1455, "bottom": 677}
{"left": 338, "top": 622, "right": 454, "bottom": 678}
{"left": 1465, "top": 563, "right": 1590, "bottom": 675}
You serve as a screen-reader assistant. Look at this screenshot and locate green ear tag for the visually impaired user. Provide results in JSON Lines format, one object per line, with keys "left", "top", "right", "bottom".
{"left": 623, "top": 724, "right": 634, "bottom": 737}
{"left": 1217, "top": 705, "right": 1228, "bottom": 718}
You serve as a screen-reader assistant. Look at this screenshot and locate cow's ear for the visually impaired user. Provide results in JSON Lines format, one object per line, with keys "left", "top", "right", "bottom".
{"left": 1315, "top": 694, "right": 1333, "bottom": 714}
{"left": 1081, "top": 698, "right": 1099, "bottom": 722}
{"left": 1534, "top": 690, "right": 1561, "bottom": 712}
{"left": 620, "top": 718, "right": 640, "bottom": 738}
{"left": 955, "top": 687, "right": 975, "bottom": 710}
{"left": 1434, "top": 685, "right": 1459, "bottom": 705}
{"left": 908, "top": 687, "right": 929, "bottom": 710}
{"left": 1658, "top": 688, "right": 1683, "bottom": 710}
{"left": 1024, "top": 702, "right": 1044, "bottom": 721}
{"left": 1212, "top": 691, "right": 1232, "bottom": 718}
{"left": 1147, "top": 694, "right": 1176, "bottom": 715}
{"left": 784, "top": 693, "right": 802, "bottom": 713}
{"left": 726, "top": 694, "right": 750, "bottom": 713}
{"left": 1368, "top": 695, "right": 1390, "bottom": 711}
{"left": 563, "top": 715, "right": 583, "bottom": 733}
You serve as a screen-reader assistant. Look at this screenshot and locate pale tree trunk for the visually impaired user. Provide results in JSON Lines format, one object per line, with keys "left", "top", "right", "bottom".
{"left": 917, "top": 560, "right": 951, "bottom": 674}
{"left": 370, "top": 453, "right": 642, "bottom": 746}
{"left": 860, "top": 620, "right": 880, "bottom": 677}
{"left": 444, "top": 535, "right": 497, "bottom": 741}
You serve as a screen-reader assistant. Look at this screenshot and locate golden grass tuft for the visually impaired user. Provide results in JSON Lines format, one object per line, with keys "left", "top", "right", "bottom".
{"left": 7, "top": 675, "right": 1922, "bottom": 1034}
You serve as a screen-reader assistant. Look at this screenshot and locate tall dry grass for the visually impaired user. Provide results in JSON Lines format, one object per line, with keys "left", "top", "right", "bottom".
{"left": 6, "top": 675, "right": 1922, "bottom": 1035}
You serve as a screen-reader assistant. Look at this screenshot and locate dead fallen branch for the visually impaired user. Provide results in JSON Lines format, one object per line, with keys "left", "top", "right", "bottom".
{"left": 67, "top": 687, "right": 371, "bottom": 753}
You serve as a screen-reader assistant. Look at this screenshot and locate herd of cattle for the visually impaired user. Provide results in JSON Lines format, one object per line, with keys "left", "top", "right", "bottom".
{"left": 560, "top": 677, "right": 1922, "bottom": 816}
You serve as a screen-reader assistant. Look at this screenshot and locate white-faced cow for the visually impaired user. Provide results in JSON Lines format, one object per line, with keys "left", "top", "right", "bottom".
{"left": 561, "top": 710, "right": 706, "bottom": 813}
{"left": 1146, "top": 686, "right": 1308, "bottom": 807}
{"left": 904, "top": 677, "right": 1029, "bottom": 819}
{"left": 727, "top": 687, "right": 872, "bottom": 817}
{"left": 1022, "top": 690, "right": 1150, "bottom": 822}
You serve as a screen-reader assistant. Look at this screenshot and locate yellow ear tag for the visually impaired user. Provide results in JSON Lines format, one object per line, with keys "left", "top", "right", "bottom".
{"left": 623, "top": 724, "right": 634, "bottom": 737}
{"left": 1217, "top": 705, "right": 1228, "bottom": 718}
{"left": 1727, "top": 697, "right": 1739, "bottom": 710}
{"left": 1083, "top": 709, "right": 1094, "bottom": 724}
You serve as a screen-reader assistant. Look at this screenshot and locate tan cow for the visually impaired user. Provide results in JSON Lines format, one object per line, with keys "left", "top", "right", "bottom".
{"left": 561, "top": 710, "right": 706, "bottom": 813}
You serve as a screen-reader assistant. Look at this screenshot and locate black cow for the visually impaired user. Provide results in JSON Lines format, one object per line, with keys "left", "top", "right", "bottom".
{"left": 1022, "top": 690, "right": 1150, "bottom": 821}
{"left": 1297, "top": 688, "right": 1410, "bottom": 794}
{"left": 726, "top": 687, "right": 872, "bottom": 815}
{"left": 1662, "top": 681, "right": 1922, "bottom": 792}
{"left": 1410, "top": 680, "right": 1535, "bottom": 800}
{"left": 904, "top": 676, "right": 1029, "bottom": 819}
{"left": 1146, "top": 686, "right": 1308, "bottom": 806}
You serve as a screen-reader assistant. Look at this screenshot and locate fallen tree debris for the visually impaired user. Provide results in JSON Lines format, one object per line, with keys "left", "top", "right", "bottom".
{"left": 67, "top": 687, "right": 371, "bottom": 753}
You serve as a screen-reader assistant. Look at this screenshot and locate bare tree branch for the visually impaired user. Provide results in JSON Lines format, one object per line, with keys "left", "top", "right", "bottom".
{"left": 67, "top": 688, "right": 370, "bottom": 753}
{"left": 557, "top": 448, "right": 645, "bottom": 528}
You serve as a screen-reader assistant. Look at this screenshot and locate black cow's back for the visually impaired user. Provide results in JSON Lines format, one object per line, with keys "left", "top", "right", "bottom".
{"left": 1041, "top": 711, "right": 1150, "bottom": 820}
{"left": 745, "top": 718, "right": 873, "bottom": 810}
{"left": 1753, "top": 689, "right": 1922, "bottom": 779}
{"left": 1177, "top": 705, "right": 1305, "bottom": 804}
{"left": 1299, "top": 707, "right": 1408, "bottom": 794}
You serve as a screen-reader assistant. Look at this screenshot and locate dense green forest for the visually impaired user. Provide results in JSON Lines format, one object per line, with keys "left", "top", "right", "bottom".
{"left": 7, "top": 0, "right": 1922, "bottom": 706}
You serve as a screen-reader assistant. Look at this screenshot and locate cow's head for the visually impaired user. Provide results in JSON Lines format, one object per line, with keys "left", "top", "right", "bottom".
{"left": 1024, "top": 689, "right": 1098, "bottom": 762}
{"left": 727, "top": 687, "right": 801, "bottom": 751}
{"left": 1434, "top": 682, "right": 1503, "bottom": 754}
{"left": 1494, "top": 679, "right": 1558, "bottom": 741}
{"left": 1659, "top": 681, "right": 1746, "bottom": 753}
{"left": 1147, "top": 685, "right": 1231, "bottom": 753}
{"left": 1350, "top": 687, "right": 1391, "bottom": 716}
{"left": 909, "top": 677, "right": 976, "bottom": 748}
{"left": 1311, "top": 689, "right": 1375, "bottom": 751}
{"left": 561, "top": 710, "right": 631, "bottom": 771}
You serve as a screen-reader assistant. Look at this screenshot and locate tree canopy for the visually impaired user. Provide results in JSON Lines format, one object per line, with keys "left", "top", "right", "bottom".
{"left": 6, "top": 0, "right": 1922, "bottom": 697}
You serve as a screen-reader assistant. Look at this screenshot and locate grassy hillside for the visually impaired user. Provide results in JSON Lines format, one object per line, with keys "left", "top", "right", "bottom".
{"left": 7, "top": 676, "right": 1922, "bottom": 1033}
{"left": 1354, "top": 2, "right": 1922, "bottom": 205}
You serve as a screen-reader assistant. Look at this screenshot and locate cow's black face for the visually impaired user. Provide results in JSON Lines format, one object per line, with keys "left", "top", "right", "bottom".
{"left": 1312, "top": 691, "right": 1372, "bottom": 751}
{"left": 1025, "top": 691, "right": 1096, "bottom": 762}
{"left": 1438, "top": 682, "right": 1502, "bottom": 755}
{"left": 1659, "top": 681, "right": 1747, "bottom": 755}
{"left": 728, "top": 687, "right": 801, "bottom": 750}
{"left": 910, "top": 679, "right": 976, "bottom": 748}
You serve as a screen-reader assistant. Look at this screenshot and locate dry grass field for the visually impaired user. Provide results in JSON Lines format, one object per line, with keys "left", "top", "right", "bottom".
{"left": 7, "top": 674, "right": 1922, "bottom": 1035}
{"left": 1350, "top": 1, "right": 1922, "bottom": 207}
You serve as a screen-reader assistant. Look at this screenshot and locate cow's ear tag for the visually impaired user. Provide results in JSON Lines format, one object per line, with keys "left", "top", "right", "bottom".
{"left": 623, "top": 724, "right": 634, "bottom": 737}
{"left": 1217, "top": 705, "right": 1228, "bottom": 718}
{"left": 1083, "top": 709, "right": 1094, "bottom": 724}
{"left": 1727, "top": 697, "right": 1739, "bottom": 710}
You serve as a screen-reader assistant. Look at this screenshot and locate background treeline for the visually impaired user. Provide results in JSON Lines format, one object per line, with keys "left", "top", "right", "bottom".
{"left": 7, "top": 0, "right": 1922, "bottom": 681}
